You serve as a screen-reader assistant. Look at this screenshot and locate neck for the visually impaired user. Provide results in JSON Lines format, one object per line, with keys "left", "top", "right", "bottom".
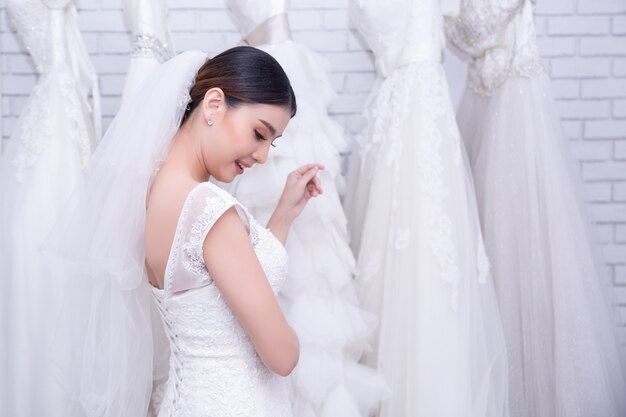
{"left": 166, "top": 117, "right": 210, "bottom": 183}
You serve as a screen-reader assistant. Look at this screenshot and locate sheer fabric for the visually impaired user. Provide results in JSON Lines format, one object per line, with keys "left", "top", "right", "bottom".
{"left": 42, "top": 51, "right": 207, "bottom": 417}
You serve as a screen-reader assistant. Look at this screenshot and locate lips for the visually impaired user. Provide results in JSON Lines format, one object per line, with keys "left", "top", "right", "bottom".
{"left": 235, "top": 159, "right": 253, "bottom": 175}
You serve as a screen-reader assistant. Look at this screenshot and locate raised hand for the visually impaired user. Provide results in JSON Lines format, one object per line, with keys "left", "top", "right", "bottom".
{"left": 266, "top": 163, "right": 324, "bottom": 244}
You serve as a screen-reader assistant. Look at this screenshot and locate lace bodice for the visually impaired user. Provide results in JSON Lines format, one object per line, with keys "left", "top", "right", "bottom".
{"left": 7, "top": 0, "right": 99, "bottom": 91}
{"left": 350, "top": 0, "right": 444, "bottom": 77}
{"left": 445, "top": 0, "right": 543, "bottom": 95}
{"left": 6, "top": 0, "right": 50, "bottom": 72}
{"left": 151, "top": 182, "right": 292, "bottom": 417}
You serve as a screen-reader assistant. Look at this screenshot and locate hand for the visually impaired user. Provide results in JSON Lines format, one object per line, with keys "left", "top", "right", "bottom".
{"left": 277, "top": 163, "right": 324, "bottom": 221}
{"left": 266, "top": 163, "right": 324, "bottom": 244}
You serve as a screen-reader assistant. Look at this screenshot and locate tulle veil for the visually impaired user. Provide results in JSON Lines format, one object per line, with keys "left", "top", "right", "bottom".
{"left": 42, "top": 50, "right": 208, "bottom": 417}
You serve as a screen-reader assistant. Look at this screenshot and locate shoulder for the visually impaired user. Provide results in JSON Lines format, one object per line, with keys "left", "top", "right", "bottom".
{"left": 187, "top": 182, "right": 255, "bottom": 236}
{"left": 192, "top": 182, "right": 239, "bottom": 209}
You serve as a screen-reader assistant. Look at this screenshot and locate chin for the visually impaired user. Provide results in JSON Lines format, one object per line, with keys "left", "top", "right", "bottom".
{"left": 212, "top": 172, "right": 236, "bottom": 184}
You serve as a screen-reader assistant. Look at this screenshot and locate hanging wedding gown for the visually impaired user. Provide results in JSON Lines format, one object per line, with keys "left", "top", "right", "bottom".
{"left": 121, "top": 0, "right": 174, "bottom": 101}
{"left": 220, "top": 1, "right": 388, "bottom": 416}
{"left": 446, "top": 1, "right": 626, "bottom": 416}
{"left": 344, "top": 0, "right": 509, "bottom": 416}
{"left": 0, "top": 1, "right": 100, "bottom": 416}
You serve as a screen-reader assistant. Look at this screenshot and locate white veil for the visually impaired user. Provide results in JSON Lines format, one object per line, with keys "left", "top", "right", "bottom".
{"left": 43, "top": 50, "right": 208, "bottom": 417}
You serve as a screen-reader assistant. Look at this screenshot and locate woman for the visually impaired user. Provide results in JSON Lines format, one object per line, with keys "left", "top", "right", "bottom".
{"left": 46, "top": 46, "right": 322, "bottom": 417}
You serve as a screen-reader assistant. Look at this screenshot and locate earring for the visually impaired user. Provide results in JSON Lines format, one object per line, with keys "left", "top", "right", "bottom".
{"left": 207, "top": 119, "right": 214, "bottom": 126}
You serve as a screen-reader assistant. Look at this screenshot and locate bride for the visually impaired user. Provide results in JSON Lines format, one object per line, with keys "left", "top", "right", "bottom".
{"left": 45, "top": 46, "right": 323, "bottom": 417}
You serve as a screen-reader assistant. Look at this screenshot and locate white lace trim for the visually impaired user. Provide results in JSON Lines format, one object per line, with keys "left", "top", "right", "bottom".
{"left": 163, "top": 184, "right": 205, "bottom": 295}
{"left": 183, "top": 195, "right": 235, "bottom": 282}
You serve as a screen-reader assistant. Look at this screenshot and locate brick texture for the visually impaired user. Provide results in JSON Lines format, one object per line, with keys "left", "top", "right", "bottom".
{"left": 1, "top": 0, "right": 625, "bottom": 326}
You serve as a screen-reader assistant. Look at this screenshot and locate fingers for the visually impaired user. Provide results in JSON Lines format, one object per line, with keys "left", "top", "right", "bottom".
{"left": 304, "top": 176, "right": 323, "bottom": 198}
{"left": 306, "top": 183, "right": 316, "bottom": 198}
{"left": 294, "top": 163, "right": 324, "bottom": 177}
{"left": 297, "top": 165, "right": 322, "bottom": 187}
{"left": 312, "top": 175, "right": 323, "bottom": 194}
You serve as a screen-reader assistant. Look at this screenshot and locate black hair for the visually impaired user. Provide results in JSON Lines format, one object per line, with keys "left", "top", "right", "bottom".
{"left": 181, "top": 46, "right": 296, "bottom": 125}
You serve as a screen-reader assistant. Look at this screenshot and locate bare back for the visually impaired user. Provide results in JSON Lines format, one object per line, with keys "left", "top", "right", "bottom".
{"left": 145, "top": 171, "right": 200, "bottom": 289}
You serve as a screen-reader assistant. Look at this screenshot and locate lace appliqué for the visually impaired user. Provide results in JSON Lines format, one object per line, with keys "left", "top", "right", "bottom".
{"left": 358, "top": 62, "right": 463, "bottom": 311}
{"left": 414, "top": 64, "right": 462, "bottom": 311}
{"left": 395, "top": 229, "right": 410, "bottom": 250}
{"left": 132, "top": 32, "right": 174, "bottom": 63}
{"left": 163, "top": 187, "right": 201, "bottom": 295}
{"left": 179, "top": 187, "right": 266, "bottom": 286}
{"left": 183, "top": 195, "right": 232, "bottom": 281}
{"left": 6, "top": 0, "right": 50, "bottom": 73}
{"left": 12, "top": 67, "right": 92, "bottom": 182}
{"left": 446, "top": 0, "right": 543, "bottom": 96}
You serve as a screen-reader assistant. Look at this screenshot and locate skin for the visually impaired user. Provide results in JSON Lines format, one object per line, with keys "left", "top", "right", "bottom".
{"left": 144, "top": 87, "right": 322, "bottom": 377}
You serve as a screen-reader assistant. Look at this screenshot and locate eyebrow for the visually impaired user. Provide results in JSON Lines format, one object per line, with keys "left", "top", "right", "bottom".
{"left": 259, "top": 119, "right": 276, "bottom": 136}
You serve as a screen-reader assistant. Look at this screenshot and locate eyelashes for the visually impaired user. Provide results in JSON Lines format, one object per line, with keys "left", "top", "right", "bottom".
{"left": 255, "top": 129, "right": 276, "bottom": 147}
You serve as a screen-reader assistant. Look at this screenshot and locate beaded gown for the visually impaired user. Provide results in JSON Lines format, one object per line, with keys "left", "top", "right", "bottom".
{"left": 220, "top": 1, "right": 388, "bottom": 416}
{"left": 151, "top": 182, "right": 292, "bottom": 417}
{"left": 344, "top": 0, "right": 510, "bottom": 416}
{"left": 446, "top": 1, "right": 626, "bottom": 416}
{"left": 0, "top": 0, "right": 99, "bottom": 415}
{"left": 121, "top": 0, "right": 174, "bottom": 101}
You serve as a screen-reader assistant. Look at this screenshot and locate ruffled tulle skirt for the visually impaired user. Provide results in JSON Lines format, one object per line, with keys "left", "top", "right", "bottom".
{"left": 457, "top": 73, "right": 626, "bottom": 417}
{"left": 344, "top": 61, "right": 509, "bottom": 417}
{"left": 218, "top": 40, "right": 388, "bottom": 417}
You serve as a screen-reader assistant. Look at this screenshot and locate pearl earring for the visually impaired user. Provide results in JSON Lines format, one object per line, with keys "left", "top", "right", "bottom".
{"left": 207, "top": 119, "right": 214, "bottom": 126}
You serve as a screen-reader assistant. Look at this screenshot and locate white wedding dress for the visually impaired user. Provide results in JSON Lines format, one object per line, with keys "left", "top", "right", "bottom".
{"left": 446, "top": 1, "right": 626, "bottom": 416}
{"left": 151, "top": 181, "right": 292, "bottom": 417}
{"left": 0, "top": 0, "right": 99, "bottom": 416}
{"left": 344, "top": 0, "right": 509, "bottom": 416}
{"left": 121, "top": 0, "right": 174, "bottom": 101}
{"left": 220, "top": 1, "right": 388, "bottom": 416}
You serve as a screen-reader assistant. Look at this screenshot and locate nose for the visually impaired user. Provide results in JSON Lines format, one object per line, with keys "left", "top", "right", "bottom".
{"left": 252, "top": 143, "right": 270, "bottom": 165}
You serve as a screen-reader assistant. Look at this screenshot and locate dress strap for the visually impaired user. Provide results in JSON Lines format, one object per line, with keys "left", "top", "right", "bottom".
{"left": 163, "top": 182, "right": 255, "bottom": 296}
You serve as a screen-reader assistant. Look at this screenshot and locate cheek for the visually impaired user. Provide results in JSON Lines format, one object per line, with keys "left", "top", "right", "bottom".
{"left": 220, "top": 118, "right": 249, "bottom": 153}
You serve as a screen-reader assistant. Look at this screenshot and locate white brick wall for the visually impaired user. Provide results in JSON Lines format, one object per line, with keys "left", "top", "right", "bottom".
{"left": 1, "top": 0, "right": 625, "bottom": 320}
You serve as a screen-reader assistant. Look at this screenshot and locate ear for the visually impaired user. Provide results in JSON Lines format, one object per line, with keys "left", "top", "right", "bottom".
{"left": 201, "top": 87, "right": 226, "bottom": 124}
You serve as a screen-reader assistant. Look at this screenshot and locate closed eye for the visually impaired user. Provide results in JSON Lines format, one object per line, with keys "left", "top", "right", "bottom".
{"left": 255, "top": 129, "right": 276, "bottom": 147}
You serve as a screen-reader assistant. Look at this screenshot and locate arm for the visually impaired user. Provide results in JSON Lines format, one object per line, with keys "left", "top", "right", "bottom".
{"left": 203, "top": 207, "right": 299, "bottom": 376}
